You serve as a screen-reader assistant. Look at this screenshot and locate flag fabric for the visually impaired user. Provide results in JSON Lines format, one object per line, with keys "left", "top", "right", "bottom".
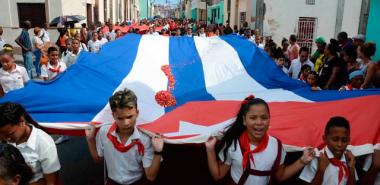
{"left": 1, "top": 34, "right": 379, "bottom": 156}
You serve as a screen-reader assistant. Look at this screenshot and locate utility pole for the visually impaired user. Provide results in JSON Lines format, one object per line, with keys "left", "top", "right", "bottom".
{"left": 334, "top": 0, "right": 345, "bottom": 37}
{"left": 45, "top": 0, "right": 49, "bottom": 23}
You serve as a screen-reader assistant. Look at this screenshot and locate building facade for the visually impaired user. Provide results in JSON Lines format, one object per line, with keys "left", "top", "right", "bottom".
{"left": 0, "top": 0, "right": 140, "bottom": 28}
{"left": 191, "top": 0, "right": 206, "bottom": 21}
{"left": 0, "top": 0, "right": 140, "bottom": 51}
{"left": 139, "top": 0, "right": 154, "bottom": 19}
{"left": 100, "top": 0, "right": 140, "bottom": 23}
{"left": 207, "top": 0, "right": 224, "bottom": 24}
{"left": 222, "top": 0, "right": 367, "bottom": 52}
{"left": 261, "top": 0, "right": 364, "bottom": 50}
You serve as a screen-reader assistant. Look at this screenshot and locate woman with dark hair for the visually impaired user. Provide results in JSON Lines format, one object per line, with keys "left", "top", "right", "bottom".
{"left": 0, "top": 143, "right": 34, "bottom": 185}
{"left": 0, "top": 102, "right": 61, "bottom": 185}
{"left": 205, "top": 97, "right": 314, "bottom": 185}
{"left": 55, "top": 28, "right": 68, "bottom": 54}
{"left": 319, "top": 41, "right": 347, "bottom": 89}
{"left": 357, "top": 42, "right": 377, "bottom": 89}
{"left": 342, "top": 46, "right": 359, "bottom": 74}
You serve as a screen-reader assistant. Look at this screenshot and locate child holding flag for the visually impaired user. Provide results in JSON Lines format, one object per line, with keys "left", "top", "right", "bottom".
{"left": 299, "top": 116, "right": 357, "bottom": 185}
{"left": 205, "top": 96, "right": 315, "bottom": 185}
{"left": 86, "top": 89, "right": 164, "bottom": 185}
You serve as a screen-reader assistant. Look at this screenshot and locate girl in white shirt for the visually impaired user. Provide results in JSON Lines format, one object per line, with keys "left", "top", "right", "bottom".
{"left": 205, "top": 96, "right": 315, "bottom": 185}
{"left": 0, "top": 102, "right": 61, "bottom": 185}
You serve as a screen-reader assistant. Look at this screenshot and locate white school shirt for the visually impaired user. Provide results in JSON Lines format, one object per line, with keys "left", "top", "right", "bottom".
{"left": 0, "top": 65, "right": 29, "bottom": 93}
{"left": 10, "top": 125, "right": 61, "bottom": 183}
{"left": 96, "top": 125, "right": 155, "bottom": 185}
{"left": 299, "top": 147, "right": 358, "bottom": 185}
{"left": 218, "top": 136, "right": 286, "bottom": 185}
{"left": 363, "top": 154, "right": 380, "bottom": 185}
{"left": 288, "top": 58, "right": 314, "bottom": 79}
{"left": 62, "top": 50, "right": 81, "bottom": 67}
{"left": 88, "top": 39, "right": 102, "bottom": 53}
{"left": 40, "top": 61, "right": 67, "bottom": 80}
{"left": 199, "top": 33, "right": 206, "bottom": 38}
{"left": 99, "top": 37, "right": 108, "bottom": 46}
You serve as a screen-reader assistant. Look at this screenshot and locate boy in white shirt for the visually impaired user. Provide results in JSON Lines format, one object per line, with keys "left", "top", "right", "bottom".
{"left": 62, "top": 39, "right": 81, "bottom": 67}
{"left": 299, "top": 116, "right": 357, "bottom": 185}
{"left": 86, "top": 89, "right": 164, "bottom": 185}
{"left": 0, "top": 50, "right": 29, "bottom": 96}
{"left": 40, "top": 47, "right": 67, "bottom": 81}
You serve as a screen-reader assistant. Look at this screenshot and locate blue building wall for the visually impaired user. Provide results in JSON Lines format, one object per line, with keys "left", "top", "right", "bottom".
{"left": 207, "top": 1, "right": 224, "bottom": 24}
{"left": 366, "top": 0, "right": 380, "bottom": 62}
{"left": 139, "top": 0, "right": 150, "bottom": 19}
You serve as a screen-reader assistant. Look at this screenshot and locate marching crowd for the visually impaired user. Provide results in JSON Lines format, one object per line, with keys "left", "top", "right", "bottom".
{"left": 0, "top": 18, "right": 379, "bottom": 185}
{"left": 0, "top": 18, "right": 379, "bottom": 97}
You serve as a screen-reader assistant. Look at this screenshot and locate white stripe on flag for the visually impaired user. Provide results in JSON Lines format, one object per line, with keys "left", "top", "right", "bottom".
{"left": 92, "top": 35, "right": 169, "bottom": 124}
{"left": 194, "top": 36, "right": 311, "bottom": 102}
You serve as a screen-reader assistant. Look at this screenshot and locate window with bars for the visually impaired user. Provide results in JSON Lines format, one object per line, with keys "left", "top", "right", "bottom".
{"left": 297, "top": 17, "right": 317, "bottom": 54}
{"left": 306, "top": 0, "right": 315, "bottom": 5}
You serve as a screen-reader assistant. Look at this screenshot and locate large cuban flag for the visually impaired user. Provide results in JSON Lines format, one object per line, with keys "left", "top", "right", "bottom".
{"left": 1, "top": 34, "right": 379, "bottom": 156}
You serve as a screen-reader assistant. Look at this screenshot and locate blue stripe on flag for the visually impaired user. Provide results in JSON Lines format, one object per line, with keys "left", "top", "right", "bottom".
{"left": 166, "top": 36, "right": 215, "bottom": 112}
{"left": 220, "top": 35, "right": 306, "bottom": 90}
{"left": 293, "top": 88, "right": 380, "bottom": 101}
{"left": 0, "top": 34, "right": 142, "bottom": 122}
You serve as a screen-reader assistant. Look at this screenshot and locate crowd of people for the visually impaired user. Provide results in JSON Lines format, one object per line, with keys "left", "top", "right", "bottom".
{"left": 1, "top": 18, "right": 379, "bottom": 97}
{"left": 0, "top": 18, "right": 379, "bottom": 185}
{"left": 265, "top": 32, "right": 380, "bottom": 90}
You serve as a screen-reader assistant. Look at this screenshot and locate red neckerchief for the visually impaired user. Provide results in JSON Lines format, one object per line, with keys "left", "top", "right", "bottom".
{"left": 300, "top": 74, "right": 307, "bottom": 82}
{"left": 106, "top": 123, "right": 144, "bottom": 155}
{"left": 239, "top": 131, "right": 269, "bottom": 170}
{"left": 49, "top": 65, "right": 61, "bottom": 74}
{"left": 346, "top": 84, "right": 353, "bottom": 90}
{"left": 324, "top": 151, "right": 349, "bottom": 184}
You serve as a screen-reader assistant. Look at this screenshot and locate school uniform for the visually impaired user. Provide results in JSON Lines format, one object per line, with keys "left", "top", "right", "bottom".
{"left": 299, "top": 147, "right": 358, "bottom": 185}
{"left": 0, "top": 65, "right": 29, "bottom": 93}
{"left": 88, "top": 39, "right": 102, "bottom": 53}
{"left": 363, "top": 154, "right": 380, "bottom": 185}
{"left": 338, "top": 84, "right": 358, "bottom": 91}
{"left": 40, "top": 61, "right": 67, "bottom": 80}
{"left": 62, "top": 50, "right": 81, "bottom": 67}
{"left": 10, "top": 125, "right": 61, "bottom": 183}
{"left": 96, "top": 124, "right": 155, "bottom": 185}
{"left": 218, "top": 135, "right": 286, "bottom": 185}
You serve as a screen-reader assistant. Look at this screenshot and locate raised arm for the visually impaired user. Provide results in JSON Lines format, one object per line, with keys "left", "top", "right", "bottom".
{"left": 276, "top": 147, "right": 315, "bottom": 182}
{"left": 205, "top": 136, "right": 231, "bottom": 181}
